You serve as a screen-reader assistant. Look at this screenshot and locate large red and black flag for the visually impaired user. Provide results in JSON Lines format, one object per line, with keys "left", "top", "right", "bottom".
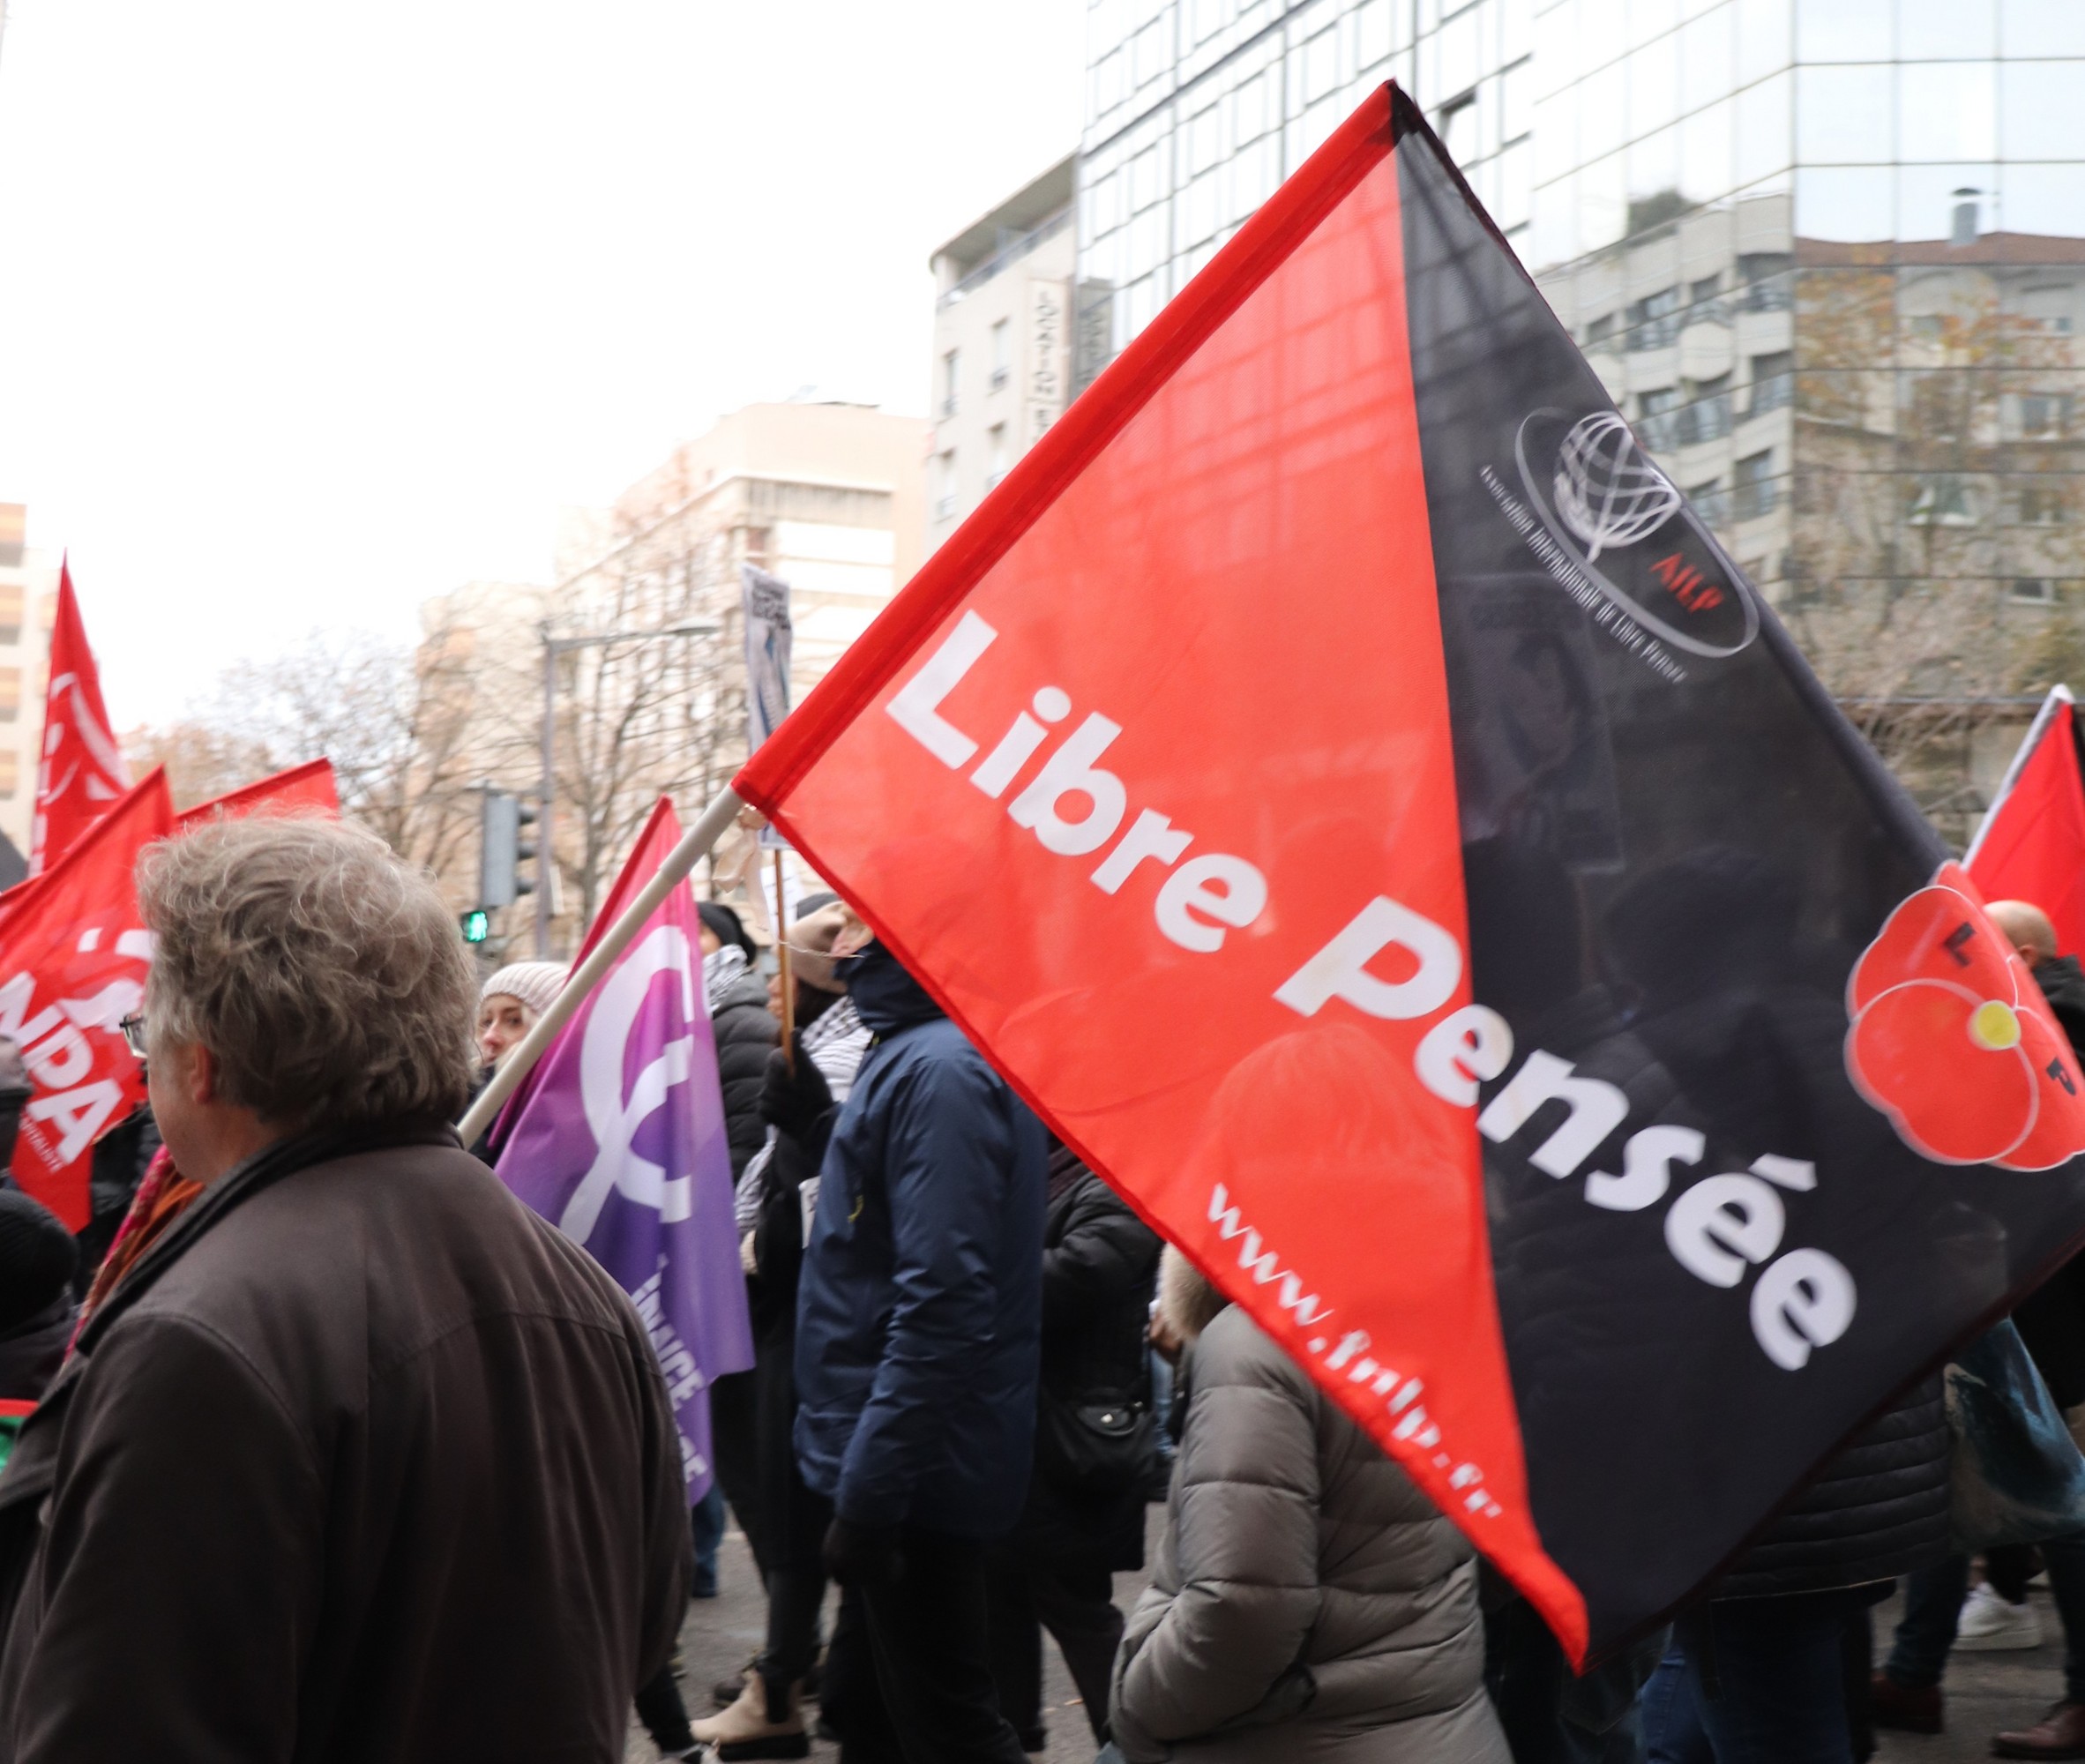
{"left": 734, "top": 86, "right": 2085, "bottom": 1660}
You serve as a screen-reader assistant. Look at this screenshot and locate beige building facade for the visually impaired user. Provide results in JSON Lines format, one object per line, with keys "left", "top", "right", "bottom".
{"left": 424, "top": 400, "right": 929, "bottom": 953}
{"left": 927, "top": 157, "right": 1077, "bottom": 549}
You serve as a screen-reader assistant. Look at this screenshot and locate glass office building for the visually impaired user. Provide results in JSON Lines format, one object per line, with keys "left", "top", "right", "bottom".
{"left": 1078, "top": 0, "right": 2085, "bottom": 838}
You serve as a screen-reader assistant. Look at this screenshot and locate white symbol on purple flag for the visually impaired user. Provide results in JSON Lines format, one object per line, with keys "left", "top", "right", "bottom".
{"left": 492, "top": 828, "right": 753, "bottom": 1495}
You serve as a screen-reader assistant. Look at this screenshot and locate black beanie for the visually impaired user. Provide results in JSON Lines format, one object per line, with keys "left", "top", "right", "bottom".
{"left": 0, "top": 1188, "right": 76, "bottom": 1332}
{"left": 698, "top": 901, "right": 759, "bottom": 965}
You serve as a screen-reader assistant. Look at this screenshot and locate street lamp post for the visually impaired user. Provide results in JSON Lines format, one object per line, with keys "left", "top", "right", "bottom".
{"left": 537, "top": 619, "right": 719, "bottom": 958}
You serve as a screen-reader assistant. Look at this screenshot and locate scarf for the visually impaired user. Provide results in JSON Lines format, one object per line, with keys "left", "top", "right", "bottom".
{"left": 702, "top": 943, "right": 751, "bottom": 1015}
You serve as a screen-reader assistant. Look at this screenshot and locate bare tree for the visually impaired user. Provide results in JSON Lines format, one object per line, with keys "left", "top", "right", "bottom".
{"left": 134, "top": 619, "right": 486, "bottom": 887}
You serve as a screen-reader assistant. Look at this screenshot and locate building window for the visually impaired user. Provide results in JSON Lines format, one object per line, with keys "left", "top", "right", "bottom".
{"left": 935, "top": 450, "right": 958, "bottom": 522}
{"left": 1640, "top": 386, "right": 1680, "bottom": 418}
{"left": 1735, "top": 450, "right": 1778, "bottom": 519}
{"left": 1686, "top": 477, "right": 1730, "bottom": 527}
{"left": 1908, "top": 475, "right": 1977, "bottom": 527}
{"left": 1748, "top": 351, "right": 1795, "bottom": 416}
{"left": 2015, "top": 483, "right": 2072, "bottom": 526}
{"left": 1626, "top": 287, "right": 1682, "bottom": 351}
{"left": 940, "top": 349, "right": 960, "bottom": 418}
{"left": 1439, "top": 92, "right": 1478, "bottom": 165}
{"left": 987, "top": 423, "right": 1009, "bottom": 489}
{"left": 2012, "top": 578, "right": 2059, "bottom": 605}
{"left": 2016, "top": 393, "right": 2074, "bottom": 441}
{"left": 990, "top": 319, "right": 1010, "bottom": 392}
{"left": 1585, "top": 313, "right": 1616, "bottom": 347}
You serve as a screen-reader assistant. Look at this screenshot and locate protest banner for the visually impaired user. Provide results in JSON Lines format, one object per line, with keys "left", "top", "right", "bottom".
{"left": 490, "top": 796, "right": 753, "bottom": 1493}
{"left": 1968, "top": 685, "right": 2085, "bottom": 958}
{"left": 727, "top": 84, "right": 2085, "bottom": 1657}
{"left": 1, "top": 769, "right": 172, "bottom": 1228}
{"left": 31, "top": 562, "right": 130, "bottom": 874}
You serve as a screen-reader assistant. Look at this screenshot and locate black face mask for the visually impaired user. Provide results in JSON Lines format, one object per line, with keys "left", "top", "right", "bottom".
{"left": 0, "top": 1083, "right": 30, "bottom": 1170}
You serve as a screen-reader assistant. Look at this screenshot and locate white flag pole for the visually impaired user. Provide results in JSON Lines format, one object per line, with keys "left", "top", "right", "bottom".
{"left": 456, "top": 783, "right": 746, "bottom": 1146}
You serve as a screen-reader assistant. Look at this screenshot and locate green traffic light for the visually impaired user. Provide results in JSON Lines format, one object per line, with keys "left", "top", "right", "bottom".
{"left": 461, "top": 908, "right": 491, "bottom": 945}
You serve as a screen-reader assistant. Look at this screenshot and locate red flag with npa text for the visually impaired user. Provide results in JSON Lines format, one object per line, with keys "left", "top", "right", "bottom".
{"left": 2, "top": 768, "right": 171, "bottom": 1228}
{"left": 1967, "top": 686, "right": 2085, "bottom": 960}
{"left": 736, "top": 86, "right": 2085, "bottom": 1660}
{"left": 32, "top": 562, "right": 131, "bottom": 874}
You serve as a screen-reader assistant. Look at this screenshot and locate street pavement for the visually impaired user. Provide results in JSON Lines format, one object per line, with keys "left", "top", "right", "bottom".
{"left": 630, "top": 1521, "right": 1149, "bottom": 1762}
{"left": 627, "top": 1529, "right": 2077, "bottom": 1761}
{"left": 1872, "top": 1582, "right": 2073, "bottom": 1763}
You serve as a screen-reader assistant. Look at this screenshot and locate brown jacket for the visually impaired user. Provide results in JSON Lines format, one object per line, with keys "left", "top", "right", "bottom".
{"left": 0, "top": 1127, "right": 690, "bottom": 1763}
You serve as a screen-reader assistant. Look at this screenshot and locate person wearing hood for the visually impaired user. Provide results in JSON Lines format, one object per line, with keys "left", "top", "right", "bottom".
{"left": 1110, "top": 1249, "right": 1509, "bottom": 1764}
{"left": 791, "top": 931, "right": 1046, "bottom": 1764}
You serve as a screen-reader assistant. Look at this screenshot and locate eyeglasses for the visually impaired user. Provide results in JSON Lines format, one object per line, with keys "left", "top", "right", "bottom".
{"left": 118, "top": 1013, "right": 147, "bottom": 1058}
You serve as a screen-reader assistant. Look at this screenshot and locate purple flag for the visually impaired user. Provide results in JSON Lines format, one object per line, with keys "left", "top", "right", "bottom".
{"left": 494, "top": 798, "right": 754, "bottom": 1495}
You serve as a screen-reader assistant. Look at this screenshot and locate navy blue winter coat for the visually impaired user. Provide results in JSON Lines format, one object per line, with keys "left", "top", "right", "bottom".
{"left": 792, "top": 941, "right": 1047, "bottom": 1538}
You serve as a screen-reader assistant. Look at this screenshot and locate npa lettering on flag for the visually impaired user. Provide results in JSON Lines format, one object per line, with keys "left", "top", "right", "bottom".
{"left": 1, "top": 770, "right": 172, "bottom": 1228}
{"left": 32, "top": 563, "right": 131, "bottom": 874}
{"left": 493, "top": 797, "right": 753, "bottom": 1494}
{"left": 1967, "top": 686, "right": 2085, "bottom": 960}
{"left": 732, "top": 84, "right": 2085, "bottom": 1661}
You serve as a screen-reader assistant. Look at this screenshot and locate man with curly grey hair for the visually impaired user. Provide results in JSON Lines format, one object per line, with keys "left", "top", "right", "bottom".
{"left": 0, "top": 818, "right": 691, "bottom": 1762}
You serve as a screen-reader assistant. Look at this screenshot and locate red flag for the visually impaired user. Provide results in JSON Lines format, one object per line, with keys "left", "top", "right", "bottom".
{"left": 176, "top": 759, "right": 339, "bottom": 830}
{"left": 1, "top": 768, "right": 172, "bottom": 1227}
{"left": 32, "top": 561, "right": 131, "bottom": 874}
{"left": 1966, "top": 686, "right": 2085, "bottom": 955}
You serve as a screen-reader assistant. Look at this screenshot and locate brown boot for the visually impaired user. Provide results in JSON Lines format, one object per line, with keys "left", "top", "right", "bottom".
{"left": 689, "top": 1677, "right": 810, "bottom": 1761}
{"left": 1868, "top": 1670, "right": 1942, "bottom": 1734}
{"left": 1996, "top": 1700, "right": 2085, "bottom": 1759}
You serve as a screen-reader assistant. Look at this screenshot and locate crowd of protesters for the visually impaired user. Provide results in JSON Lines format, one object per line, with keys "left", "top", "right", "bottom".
{"left": 4, "top": 817, "right": 2085, "bottom": 1764}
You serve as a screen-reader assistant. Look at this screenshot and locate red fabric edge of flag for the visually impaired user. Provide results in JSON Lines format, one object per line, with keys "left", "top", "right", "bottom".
{"left": 732, "top": 82, "right": 1398, "bottom": 811}
{"left": 1964, "top": 685, "right": 2074, "bottom": 871}
{"left": 175, "top": 758, "right": 340, "bottom": 828}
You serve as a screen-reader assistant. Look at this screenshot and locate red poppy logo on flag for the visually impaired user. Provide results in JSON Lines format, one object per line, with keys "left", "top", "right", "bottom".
{"left": 1846, "top": 862, "right": 2085, "bottom": 1170}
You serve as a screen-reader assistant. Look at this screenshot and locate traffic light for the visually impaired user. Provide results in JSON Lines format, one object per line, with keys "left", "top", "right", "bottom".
{"left": 478, "top": 789, "right": 539, "bottom": 910}
{"left": 460, "top": 908, "right": 490, "bottom": 945}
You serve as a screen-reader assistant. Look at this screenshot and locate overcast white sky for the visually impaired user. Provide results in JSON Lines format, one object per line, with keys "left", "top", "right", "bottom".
{"left": 0, "top": 0, "right": 1086, "bottom": 726}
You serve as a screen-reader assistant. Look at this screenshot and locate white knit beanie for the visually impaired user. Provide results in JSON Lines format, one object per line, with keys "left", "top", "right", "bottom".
{"left": 479, "top": 961, "right": 566, "bottom": 1020}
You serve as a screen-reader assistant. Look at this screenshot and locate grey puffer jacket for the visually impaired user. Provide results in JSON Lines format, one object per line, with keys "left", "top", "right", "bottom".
{"left": 1110, "top": 1301, "right": 1508, "bottom": 1764}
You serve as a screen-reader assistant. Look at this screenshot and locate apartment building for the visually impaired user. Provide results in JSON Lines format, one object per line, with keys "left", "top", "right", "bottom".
{"left": 927, "top": 156, "right": 1078, "bottom": 548}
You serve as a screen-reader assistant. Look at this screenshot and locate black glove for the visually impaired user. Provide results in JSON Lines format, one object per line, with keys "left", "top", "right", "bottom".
{"left": 822, "top": 1516, "right": 904, "bottom": 1586}
{"left": 760, "top": 1037, "right": 834, "bottom": 1144}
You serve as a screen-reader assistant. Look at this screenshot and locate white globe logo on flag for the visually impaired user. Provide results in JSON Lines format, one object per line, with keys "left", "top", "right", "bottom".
{"left": 1553, "top": 412, "right": 1680, "bottom": 561}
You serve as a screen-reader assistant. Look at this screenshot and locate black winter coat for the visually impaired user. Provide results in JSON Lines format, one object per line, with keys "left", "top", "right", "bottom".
{"left": 711, "top": 973, "right": 780, "bottom": 1177}
{"left": 1715, "top": 1375, "right": 1949, "bottom": 1598}
{"left": 1038, "top": 1152, "right": 1161, "bottom": 1412}
{"left": 1019, "top": 1149, "right": 1161, "bottom": 1571}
